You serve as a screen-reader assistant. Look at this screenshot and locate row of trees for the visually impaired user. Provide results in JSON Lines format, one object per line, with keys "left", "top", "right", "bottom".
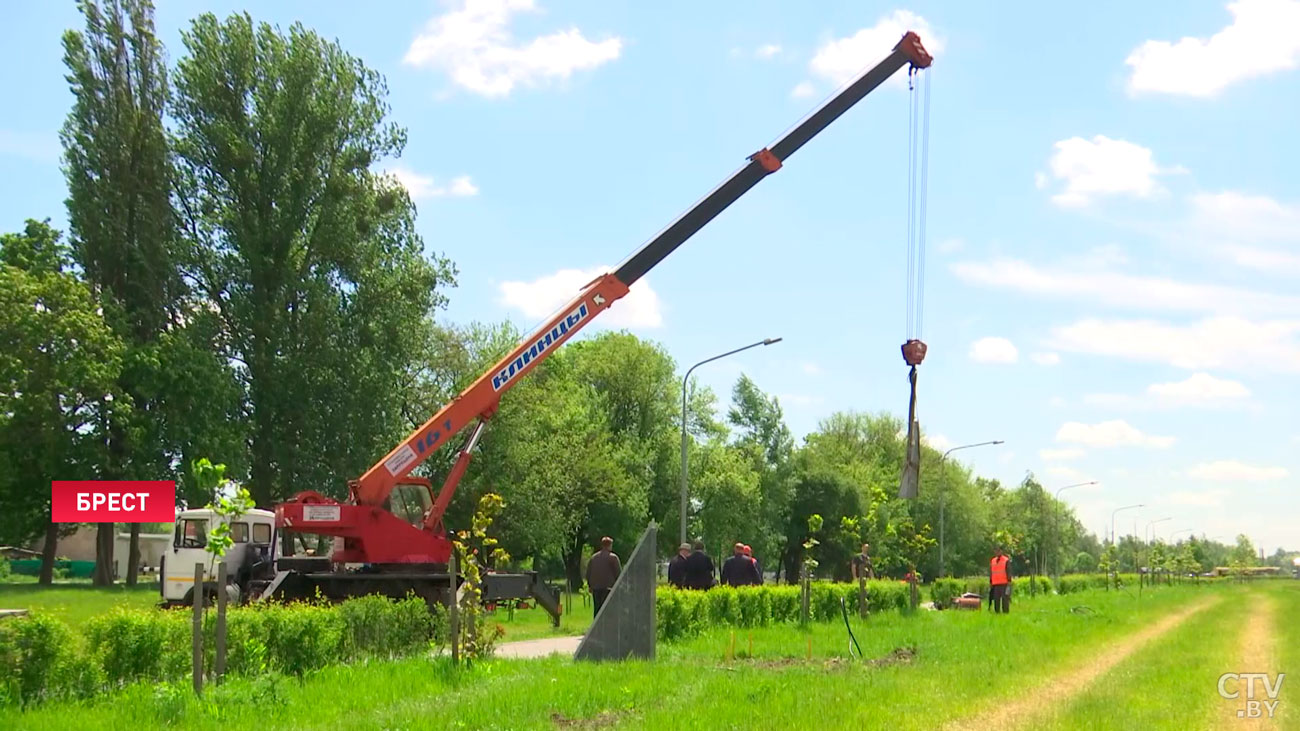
{"left": 0, "top": 2, "right": 1280, "bottom": 589}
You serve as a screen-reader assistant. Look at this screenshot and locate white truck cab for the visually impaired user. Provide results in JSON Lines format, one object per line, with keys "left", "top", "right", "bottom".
{"left": 161, "top": 507, "right": 277, "bottom": 606}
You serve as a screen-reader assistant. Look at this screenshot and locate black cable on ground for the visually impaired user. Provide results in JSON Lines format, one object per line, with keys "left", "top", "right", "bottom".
{"left": 840, "top": 597, "right": 863, "bottom": 659}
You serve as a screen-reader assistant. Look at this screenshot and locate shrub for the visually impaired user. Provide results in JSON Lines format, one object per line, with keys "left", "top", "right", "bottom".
{"left": 1, "top": 593, "right": 450, "bottom": 707}
{"left": 0, "top": 613, "right": 101, "bottom": 706}
{"left": 929, "top": 577, "right": 964, "bottom": 607}
{"left": 656, "top": 581, "right": 914, "bottom": 641}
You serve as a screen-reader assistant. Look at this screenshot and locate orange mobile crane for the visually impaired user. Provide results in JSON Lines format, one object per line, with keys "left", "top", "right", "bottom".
{"left": 259, "top": 32, "right": 934, "bottom": 621}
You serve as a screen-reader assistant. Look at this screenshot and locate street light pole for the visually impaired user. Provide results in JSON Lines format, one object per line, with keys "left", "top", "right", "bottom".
{"left": 1109, "top": 503, "right": 1144, "bottom": 587}
{"left": 1051, "top": 481, "right": 1097, "bottom": 582}
{"left": 680, "top": 337, "right": 782, "bottom": 545}
{"left": 937, "top": 440, "right": 1003, "bottom": 578}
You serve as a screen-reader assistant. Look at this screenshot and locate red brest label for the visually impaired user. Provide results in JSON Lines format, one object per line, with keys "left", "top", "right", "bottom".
{"left": 51, "top": 481, "right": 176, "bottom": 522}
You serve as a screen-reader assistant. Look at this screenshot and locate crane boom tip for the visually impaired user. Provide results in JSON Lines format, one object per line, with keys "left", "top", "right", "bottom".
{"left": 896, "top": 31, "right": 933, "bottom": 69}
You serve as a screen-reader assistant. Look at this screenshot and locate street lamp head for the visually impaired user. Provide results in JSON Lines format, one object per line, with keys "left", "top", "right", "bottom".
{"left": 762, "top": 337, "right": 783, "bottom": 345}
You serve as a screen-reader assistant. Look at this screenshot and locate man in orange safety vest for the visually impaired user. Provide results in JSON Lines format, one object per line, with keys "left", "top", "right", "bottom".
{"left": 989, "top": 547, "right": 1012, "bottom": 614}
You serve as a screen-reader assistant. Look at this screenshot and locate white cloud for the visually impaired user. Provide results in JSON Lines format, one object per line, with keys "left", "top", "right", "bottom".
{"left": 1056, "top": 420, "right": 1175, "bottom": 449}
{"left": 756, "top": 44, "right": 782, "bottom": 59}
{"left": 998, "top": 450, "right": 1016, "bottom": 465}
{"left": 1040, "top": 135, "right": 1173, "bottom": 207}
{"left": 1192, "top": 191, "right": 1300, "bottom": 241}
{"left": 1125, "top": 0, "right": 1300, "bottom": 97}
{"left": 1048, "top": 317, "right": 1300, "bottom": 374}
{"left": 498, "top": 265, "right": 662, "bottom": 329}
{"left": 790, "top": 81, "right": 817, "bottom": 99}
{"left": 801, "top": 10, "right": 943, "bottom": 92}
{"left": 1084, "top": 373, "right": 1252, "bottom": 410}
{"left": 800, "top": 362, "right": 822, "bottom": 376}
{"left": 951, "top": 258, "right": 1300, "bottom": 316}
{"left": 1031, "top": 352, "right": 1061, "bottom": 366}
{"left": 1040, "top": 448, "right": 1086, "bottom": 461}
{"left": 1049, "top": 396, "right": 1067, "bottom": 408}
{"left": 1166, "top": 488, "right": 1231, "bottom": 507}
{"left": 969, "top": 336, "right": 1019, "bottom": 364}
{"left": 924, "top": 433, "right": 952, "bottom": 452}
{"left": 1221, "top": 245, "right": 1300, "bottom": 276}
{"left": 403, "top": 0, "right": 622, "bottom": 97}
{"left": 387, "top": 167, "right": 480, "bottom": 199}
{"left": 1147, "top": 372, "right": 1250, "bottom": 403}
{"left": 1187, "top": 460, "right": 1288, "bottom": 481}
{"left": 0, "top": 130, "right": 59, "bottom": 162}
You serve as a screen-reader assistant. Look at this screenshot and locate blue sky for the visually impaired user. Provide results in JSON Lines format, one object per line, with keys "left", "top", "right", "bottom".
{"left": 3, "top": 1, "right": 1297, "bottom": 554}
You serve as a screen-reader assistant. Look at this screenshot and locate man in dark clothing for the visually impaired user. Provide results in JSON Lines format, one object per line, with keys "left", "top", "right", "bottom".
{"left": 721, "top": 542, "right": 761, "bottom": 587}
{"left": 585, "top": 536, "right": 621, "bottom": 617}
{"left": 682, "top": 539, "right": 716, "bottom": 590}
{"left": 667, "top": 542, "right": 691, "bottom": 588}
{"left": 850, "top": 543, "right": 875, "bottom": 581}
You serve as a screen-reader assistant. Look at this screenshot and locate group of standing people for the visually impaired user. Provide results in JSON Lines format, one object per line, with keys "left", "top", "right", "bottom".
{"left": 667, "top": 539, "right": 763, "bottom": 589}
{"left": 587, "top": 535, "right": 1016, "bottom": 617}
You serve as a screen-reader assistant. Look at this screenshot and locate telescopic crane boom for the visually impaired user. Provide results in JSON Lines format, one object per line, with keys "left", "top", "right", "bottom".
{"left": 274, "top": 32, "right": 932, "bottom": 578}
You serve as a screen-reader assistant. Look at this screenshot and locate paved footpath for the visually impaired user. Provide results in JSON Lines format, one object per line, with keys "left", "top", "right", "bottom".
{"left": 494, "top": 635, "right": 583, "bottom": 659}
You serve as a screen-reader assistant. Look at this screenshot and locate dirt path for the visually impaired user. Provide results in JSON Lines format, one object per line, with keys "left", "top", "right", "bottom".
{"left": 944, "top": 596, "right": 1220, "bottom": 730}
{"left": 1216, "top": 596, "right": 1278, "bottom": 730}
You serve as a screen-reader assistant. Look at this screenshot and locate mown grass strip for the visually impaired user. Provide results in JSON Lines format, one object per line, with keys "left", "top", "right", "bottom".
{"left": 1030, "top": 589, "right": 1241, "bottom": 730}
{"left": 1271, "top": 582, "right": 1300, "bottom": 730}
{"left": 0, "top": 583, "right": 1234, "bottom": 730}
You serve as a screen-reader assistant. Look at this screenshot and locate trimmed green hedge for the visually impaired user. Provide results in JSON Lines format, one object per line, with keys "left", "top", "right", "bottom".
{"left": 0, "top": 595, "right": 445, "bottom": 708}
{"left": 657, "top": 581, "right": 912, "bottom": 641}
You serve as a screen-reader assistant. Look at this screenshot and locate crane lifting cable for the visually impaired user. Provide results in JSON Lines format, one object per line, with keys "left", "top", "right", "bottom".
{"left": 898, "top": 63, "right": 932, "bottom": 500}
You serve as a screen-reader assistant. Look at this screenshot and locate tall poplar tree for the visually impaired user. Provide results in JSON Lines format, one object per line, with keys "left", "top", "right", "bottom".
{"left": 61, "top": 0, "right": 176, "bottom": 585}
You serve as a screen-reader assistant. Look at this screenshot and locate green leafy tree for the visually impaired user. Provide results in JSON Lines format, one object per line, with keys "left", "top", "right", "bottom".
{"left": 0, "top": 221, "right": 125, "bottom": 584}
{"left": 61, "top": 0, "right": 177, "bottom": 586}
{"left": 170, "top": 12, "right": 456, "bottom": 507}
{"left": 1228, "top": 534, "right": 1256, "bottom": 579}
{"left": 727, "top": 375, "right": 794, "bottom": 570}
{"left": 1071, "top": 551, "right": 1097, "bottom": 573}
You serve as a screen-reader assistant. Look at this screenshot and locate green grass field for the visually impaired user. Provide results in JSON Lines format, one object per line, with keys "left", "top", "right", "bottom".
{"left": 0, "top": 580, "right": 162, "bottom": 624}
{"left": 6, "top": 579, "right": 1292, "bottom": 730}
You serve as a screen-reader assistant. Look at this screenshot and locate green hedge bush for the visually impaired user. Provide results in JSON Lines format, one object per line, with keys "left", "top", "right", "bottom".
{"left": 0, "top": 594, "right": 446, "bottom": 707}
{"left": 657, "top": 581, "right": 911, "bottom": 641}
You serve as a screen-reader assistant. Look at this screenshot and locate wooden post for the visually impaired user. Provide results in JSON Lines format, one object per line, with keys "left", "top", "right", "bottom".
{"left": 192, "top": 562, "right": 204, "bottom": 695}
{"left": 448, "top": 553, "right": 459, "bottom": 664}
{"left": 215, "top": 561, "right": 228, "bottom": 682}
{"left": 799, "top": 566, "right": 810, "bottom": 625}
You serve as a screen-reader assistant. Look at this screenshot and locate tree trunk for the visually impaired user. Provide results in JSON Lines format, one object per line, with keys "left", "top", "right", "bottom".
{"left": 564, "top": 537, "right": 583, "bottom": 593}
{"left": 93, "top": 522, "right": 115, "bottom": 585}
{"left": 39, "top": 522, "right": 59, "bottom": 585}
{"left": 126, "top": 522, "right": 141, "bottom": 586}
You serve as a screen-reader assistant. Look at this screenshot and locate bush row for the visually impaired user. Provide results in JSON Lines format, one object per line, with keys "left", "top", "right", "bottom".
{"left": 0, "top": 594, "right": 446, "bottom": 708}
{"left": 928, "top": 573, "right": 1152, "bottom": 606}
{"left": 657, "top": 581, "right": 912, "bottom": 641}
{"left": 657, "top": 573, "right": 1167, "bottom": 640}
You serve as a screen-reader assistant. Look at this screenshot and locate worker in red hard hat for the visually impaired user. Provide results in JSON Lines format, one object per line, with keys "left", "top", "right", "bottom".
{"left": 742, "top": 544, "right": 762, "bottom": 585}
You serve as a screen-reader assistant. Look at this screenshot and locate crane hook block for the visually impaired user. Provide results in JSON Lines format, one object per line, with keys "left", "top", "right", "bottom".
{"left": 901, "top": 339, "right": 927, "bottom": 366}
{"left": 749, "top": 148, "right": 783, "bottom": 173}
